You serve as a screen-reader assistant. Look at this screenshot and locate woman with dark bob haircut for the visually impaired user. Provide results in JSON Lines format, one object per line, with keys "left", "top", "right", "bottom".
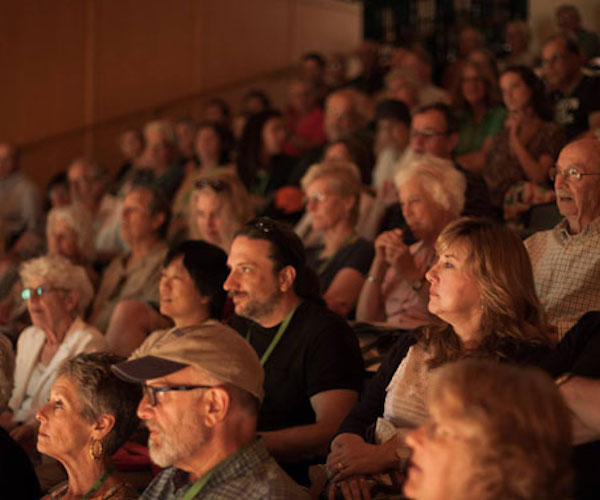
{"left": 36, "top": 352, "right": 142, "bottom": 500}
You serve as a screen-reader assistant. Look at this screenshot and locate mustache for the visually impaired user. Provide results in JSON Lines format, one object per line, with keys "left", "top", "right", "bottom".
{"left": 227, "top": 291, "right": 246, "bottom": 298}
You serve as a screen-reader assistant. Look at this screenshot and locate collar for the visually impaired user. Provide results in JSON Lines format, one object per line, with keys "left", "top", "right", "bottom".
{"left": 554, "top": 216, "right": 600, "bottom": 243}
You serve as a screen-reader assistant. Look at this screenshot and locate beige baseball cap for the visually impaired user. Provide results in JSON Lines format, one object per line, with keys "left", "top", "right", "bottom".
{"left": 111, "top": 322, "right": 264, "bottom": 403}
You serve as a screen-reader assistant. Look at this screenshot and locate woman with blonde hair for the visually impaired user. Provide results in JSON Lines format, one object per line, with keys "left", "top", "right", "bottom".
{"left": 325, "top": 217, "right": 554, "bottom": 496}
{"left": 189, "top": 169, "right": 254, "bottom": 252}
{"left": 302, "top": 161, "right": 374, "bottom": 317}
{"left": 405, "top": 359, "right": 572, "bottom": 500}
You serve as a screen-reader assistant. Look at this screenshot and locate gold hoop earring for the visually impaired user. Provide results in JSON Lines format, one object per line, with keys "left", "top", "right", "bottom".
{"left": 89, "top": 440, "right": 103, "bottom": 460}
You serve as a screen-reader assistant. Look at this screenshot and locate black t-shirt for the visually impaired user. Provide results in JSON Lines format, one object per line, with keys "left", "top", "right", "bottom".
{"left": 228, "top": 300, "right": 364, "bottom": 432}
{"left": 549, "top": 75, "right": 600, "bottom": 141}
{"left": 305, "top": 237, "right": 375, "bottom": 293}
{"left": 0, "top": 427, "right": 41, "bottom": 500}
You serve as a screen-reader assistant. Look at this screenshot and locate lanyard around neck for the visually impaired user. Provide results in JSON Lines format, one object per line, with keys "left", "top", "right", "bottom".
{"left": 82, "top": 465, "right": 114, "bottom": 500}
{"left": 317, "top": 231, "right": 356, "bottom": 275}
{"left": 246, "top": 302, "right": 300, "bottom": 366}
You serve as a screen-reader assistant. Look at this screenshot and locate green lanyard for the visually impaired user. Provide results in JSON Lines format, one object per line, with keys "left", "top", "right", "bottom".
{"left": 180, "top": 468, "right": 216, "bottom": 500}
{"left": 317, "top": 231, "right": 356, "bottom": 275}
{"left": 82, "top": 465, "right": 114, "bottom": 500}
{"left": 179, "top": 441, "right": 254, "bottom": 500}
{"left": 246, "top": 303, "right": 300, "bottom": 366}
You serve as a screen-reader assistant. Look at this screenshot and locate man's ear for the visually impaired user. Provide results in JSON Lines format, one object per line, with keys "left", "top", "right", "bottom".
{"left": 151, "top": 212, "right": 166, "bottom": 233}
{"left": 203, "top": 387, "right": 231, "bottom": 428}
{"left": 278, "top": 265, "right": 297, "bottom": 293}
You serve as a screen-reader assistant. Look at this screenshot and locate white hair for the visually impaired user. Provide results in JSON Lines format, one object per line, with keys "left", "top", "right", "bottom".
{"left": 46, "top": 205, "right": 95, "bottom": 263}
{"left": 394, "top": 153, "right": 466, "bottom": 216}
{"left": 19, "top": 255, "right": 94, "bottom": 316}
{"left": 143, "top": 119, "right": 177, "bottom": 146}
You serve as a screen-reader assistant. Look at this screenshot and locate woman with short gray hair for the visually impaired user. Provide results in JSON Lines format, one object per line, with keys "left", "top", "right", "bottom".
{"left": 37, "top": 352, "right": 141, "bottom": 500}
{"left": 0, "top": 256, "right": 106, "bottom": 445}
{"left": 356, "top": 154, "right": 465, "bottom": 328}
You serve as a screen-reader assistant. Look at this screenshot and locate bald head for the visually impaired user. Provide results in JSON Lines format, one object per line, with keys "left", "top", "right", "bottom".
{"left": 554, "top": 139, "right": 600, "bottom": 233}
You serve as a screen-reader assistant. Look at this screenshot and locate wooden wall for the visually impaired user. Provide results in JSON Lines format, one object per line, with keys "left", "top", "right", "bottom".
{"left": 0, "top": 0, "right": 361, "bottom": 189}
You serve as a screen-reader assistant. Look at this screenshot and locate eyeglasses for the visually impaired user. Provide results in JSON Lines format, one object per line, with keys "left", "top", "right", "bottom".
{"left": 549, "top": 166, "right": 600, "bottom": 182}
{"left": 303, "top": 192, "right": 329, "bottom": 206}
{"left": 410, "top": 128, "right": 447, "bottom": 140}
{"left": 195, "top": 178, "right": 230, "bottom": 192}
{"left": 541, "top": 54, "right": 566, "bottom": 67}
{"left": 142, "top": 384, "right": 214, "bottom": 407}
{"left": 21, "top": 286, "right": 67, "bottom": 301}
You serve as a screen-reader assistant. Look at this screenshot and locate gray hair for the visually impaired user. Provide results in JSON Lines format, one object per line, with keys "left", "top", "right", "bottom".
{"left": 58, "top": 352, "right": 142, "bottom": 456}
{"left": 19, "top": 256, "right": 94, "bottom": 316}
{"left": 144, "top": 119, "right": 177, "bottom": 146}
{"left": 301, "top": 160, "right": 362, "bottom": 226}
{"left": 46, "top": 205, "right": 95, "bottom": 263}
{"left": 394, "top": 153, "right": 466, "bottom": 216}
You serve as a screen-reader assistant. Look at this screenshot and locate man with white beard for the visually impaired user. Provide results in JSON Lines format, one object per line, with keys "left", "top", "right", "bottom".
{"left": 112, "top": 323, "right": 308, "bottom": 499}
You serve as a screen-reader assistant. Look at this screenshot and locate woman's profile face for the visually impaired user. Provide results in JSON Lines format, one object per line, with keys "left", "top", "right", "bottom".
{"left": 262, "top": 117, "right": 286, "bottom": 157}
{"left": 425, "top": 240, "right": 482, "bottom": 330}
{"left": 404, "top": 410, "right": 474, "bottom": 500}
{"left": 500, "top": 71, "right": 532, "bottom": 113}
{"left": 194, "top": 191, "right": 227, "bottom": 248}
{"left": 36, "top": 375, "right": 96, "bottom": 461}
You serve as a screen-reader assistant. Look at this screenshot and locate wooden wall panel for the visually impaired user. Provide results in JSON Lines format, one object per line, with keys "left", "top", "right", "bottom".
{"left": 0, "top": 1, "right": 87, "bottom": 143}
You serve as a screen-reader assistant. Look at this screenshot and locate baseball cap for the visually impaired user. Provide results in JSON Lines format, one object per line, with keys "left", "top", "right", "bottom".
{"left": 111, "top": 322, "right": 264, "bottom": 402}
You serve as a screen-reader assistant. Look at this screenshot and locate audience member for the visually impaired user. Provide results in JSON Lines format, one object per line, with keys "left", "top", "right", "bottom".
{"left": 500, "top": 19, "right": 536, "bottom": 70}
{"left": 300, "top": 52, "right": 328, "bottom": 103}
{"left": 2, "top": 256, "right": 106, "bottom": 446}
{"left": 560, "top": 375, "right": 600, "bottom": 444}
{"left": 67, "top": 157, "right": 125, "bottom": 258}
{"left": 226, "top": 218, "right": 363, "bottom": 484}
{"left": 0, "top": 142, "right": 42, "bottom": 256}
{"left": 371, "top": 99, "right": 411, "bottom": 190}
{"left": 137, "top": 119, "right": 185, "bottom": 201}
{"left": 349, "top": 40, "right": 385, "bottom": 95}
{"left": 90, "top": 184, "right": 169, "bottom": 333}
{"left": 45, "top": 171, "right": 71, "bottom": 211}
{"left": 453, "top": 60, "right": 506, "bottom": 171}
{"left": 525, "top": 138, "right": 600, "bottom": 338}
{"left": 442, "top": 26, "right": 485, "bottom": 91}
{"left": 356, "top": 155, "right": 465, "bottom": 330}
{"left": 384, "top": 69, "right": 421, "bottom": 112}
{"left": 37, "top": 353, "right": 141, "bottom": 499}
{"left": 189, "top": 170, "right": 254, "bottom": 252}
{"left": 241, "top": 89, "right": 272, "bottom": 117}
{"left": 404, "top": 360, "right": 572, "bottom": 500}
{"left": 126, "top": 240, "right": 229, "bottom": 358}
{"left": 236, "top": 110, "right": 296, "bottom": 206}
{"left": 484, "top": 66, "right": 565, "bottom": 216}
{"left": 302, "top": 162, "right": 374, "bottom": 317}
{"left": 283, "top": 78, "right": 326, "bottom": 157}
{"left": 113, "top": 322, "right": 310, "bottom": 499}
{"left": 401, "top": 47, "right": 450, "bottom": 106}
{"left": 325, "top": 53, "right": 349, "bottom": 91}
{"left": 542, "top": 34, "right": 600, "bottom": 140}
{"left": 113, "top": 129, "right": 144, "bottom": 194}
{"left": 174, "top": 118, "right": 197, "bottom": 164}
{"left": 204, "top": 97, "right": 232, "bottom": 129}
{"left": 556, "top": 4, "right": 600, "bottom": 60}
{"left": 326, "top": 217, "right": 554, "bottom": 496}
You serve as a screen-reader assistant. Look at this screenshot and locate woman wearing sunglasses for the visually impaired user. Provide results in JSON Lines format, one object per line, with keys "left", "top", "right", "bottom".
{"left": 0, "top": 256, "right": 106, "bottom": 448}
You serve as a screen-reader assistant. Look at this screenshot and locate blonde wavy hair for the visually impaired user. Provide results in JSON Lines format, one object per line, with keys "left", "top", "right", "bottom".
{"left": 188, "top": 169, "right": 254, "bottom": 250}
{"left": 426, "top": 360, "right": 572, "bottom": 499}
{"left": 46, "top": 204, "right": 95, "bottom": 263}
{"left": 421, "top": 217, "right": 554, "bottom": 367}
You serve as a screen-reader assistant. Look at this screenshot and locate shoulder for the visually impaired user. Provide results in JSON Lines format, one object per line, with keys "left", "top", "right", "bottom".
{"left": 524, "top": 227, "right": 553, "bottom": 251}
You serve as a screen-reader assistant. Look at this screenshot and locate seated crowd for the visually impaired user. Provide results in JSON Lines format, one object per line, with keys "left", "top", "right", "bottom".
{"left": 0, "top": 7, "right": 600, "bottom": 499}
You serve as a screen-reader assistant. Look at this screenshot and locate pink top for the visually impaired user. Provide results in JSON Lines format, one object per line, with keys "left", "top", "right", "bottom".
{"left": 284, "top": 107, "right": 326, "bottom": 156}
{"left": 381, "top": 241, "right": 436, "bottom": 330}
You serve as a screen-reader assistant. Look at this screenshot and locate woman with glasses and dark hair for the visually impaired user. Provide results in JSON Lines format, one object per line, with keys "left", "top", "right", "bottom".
{"left": 189, "top": 169, "right": 254, "bottom": 252}
{"left": 0, "top": 256, "right": 106, "bottom": 447}
{"left": 483, "top": 66, "right": 566, "bottom": 220}
{"left": 37, "top": 352, "right": 141, "bottom": 500}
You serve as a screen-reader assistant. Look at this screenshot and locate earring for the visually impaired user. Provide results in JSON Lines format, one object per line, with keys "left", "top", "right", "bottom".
{"left": 89, "top": 440, "right": 103, "bottom": 460}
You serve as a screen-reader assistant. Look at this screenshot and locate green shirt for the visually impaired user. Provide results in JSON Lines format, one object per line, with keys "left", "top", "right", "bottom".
{"left": 455, "top": 106, "right": 507, "bottom": 156}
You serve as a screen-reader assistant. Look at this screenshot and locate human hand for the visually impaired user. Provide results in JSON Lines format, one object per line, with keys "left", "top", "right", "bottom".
{"left": 328, "top": 475, "right": 372, "bottom": 500}
{"left": 326, "top": 434, "right": 394, "bottom": 482}
{"left": 377, "top": 230, "right": 420, "bottom": 279}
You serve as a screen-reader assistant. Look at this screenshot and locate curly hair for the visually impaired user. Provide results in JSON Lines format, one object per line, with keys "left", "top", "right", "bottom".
{"left": 421, "top": 217, "right": 554, "bottom": 368}
{"left": 426, "top": 360, "right": 573, "bottom": 499}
